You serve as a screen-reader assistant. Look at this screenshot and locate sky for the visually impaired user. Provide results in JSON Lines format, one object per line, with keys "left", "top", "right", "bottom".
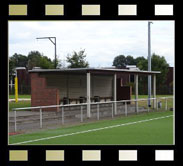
{"left": 9, "top": 21, "right": 175, "bottom": 67}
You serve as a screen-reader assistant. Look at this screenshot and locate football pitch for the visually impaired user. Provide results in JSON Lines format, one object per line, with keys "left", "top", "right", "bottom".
{"left": 9, "top": 110, "right": 173, "bottom": 145}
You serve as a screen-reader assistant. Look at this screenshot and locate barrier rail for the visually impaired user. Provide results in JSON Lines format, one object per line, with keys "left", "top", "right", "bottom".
{"left": 12, "top": 96, "right": 174, "bottom": 132}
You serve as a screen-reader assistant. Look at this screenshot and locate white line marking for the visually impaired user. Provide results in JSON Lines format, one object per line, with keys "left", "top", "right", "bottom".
{"left": 11, "top": 115, "right": 173, "bottom": 145}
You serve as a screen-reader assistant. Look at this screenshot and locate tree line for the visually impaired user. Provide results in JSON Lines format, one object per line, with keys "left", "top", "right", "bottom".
{"left": 9, "top": 50, "right": 89, "bottom": 77}
{"left": 113, "top": 54, "right": 171, "bottom": 94}
{"left": 9, "top": 49, "right": 172, "bottom": 94}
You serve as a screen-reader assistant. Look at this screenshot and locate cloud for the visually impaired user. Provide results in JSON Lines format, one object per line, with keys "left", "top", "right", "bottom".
{"left": 9, "top": 21, "right": 174, "bottom": 67}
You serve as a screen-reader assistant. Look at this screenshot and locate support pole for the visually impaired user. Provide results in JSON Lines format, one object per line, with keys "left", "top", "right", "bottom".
{"left": 81, "top": 105, "right": 83, "bottom": 122}
{"left": 148, "top": 21, "right": 153, "bottom": 107}
{"left": 97, "top": 104, "right": 99, "bottom": 120}
{"left": 135, "top": 74, "right": 138, "bottom": 113}
{"left": 165, "top": 98, "right": 168, "bottom": 110}
{"left": 62, "top": 107, "right": 64, "bottom": 124}
{"left": 14, "top": 110, "right": 17, "bottom": 132}
{"left": 40, "top": 107, "right": 42, "bottom": 128}
{"left": 125, "top": 102, "right": 127, "bottom": 116}
{"left": 54, "top": 38, "right": 57, "bottom": 69}
{"left": 113, "top": 73, "right": 117, "bottom": 115}
{"left": 147, "top": 103, "right": 150, "bottom": 112}
{"left": 112, "top": 103, "right": 114, "bottom": 118}
{"left": 153, "top": 74, "right": 156, "bottom": 109}
{"left": 15, "top": 71, "right": 18, "bottom": 103}
{"left": 87, "top": 72, "right": 91, "bottom": 118}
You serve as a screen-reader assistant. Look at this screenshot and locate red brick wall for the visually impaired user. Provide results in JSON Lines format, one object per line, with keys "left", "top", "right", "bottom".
{"left": 31, "top": 73, "right": 60, "bottom": 111}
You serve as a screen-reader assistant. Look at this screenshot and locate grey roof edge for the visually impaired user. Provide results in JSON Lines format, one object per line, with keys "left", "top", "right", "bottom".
{"left": 28, "top": 68, "right": 161, "bottom": 74}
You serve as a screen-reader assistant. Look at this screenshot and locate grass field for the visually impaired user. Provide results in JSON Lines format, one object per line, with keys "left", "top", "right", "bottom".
{"left": 9, "top": 95, "right": 31, "bottom": 99}
{"left": 131, "top": 94, "right": 173, "bottom": 99}
{"left": 9, "top": 94, "right": 31, "bottom": 111}
{"left": 9, "top": 101, "right": 31, "bottom": 111}
{"left": 9, "top": 110, "right": 173, "bottom": 145}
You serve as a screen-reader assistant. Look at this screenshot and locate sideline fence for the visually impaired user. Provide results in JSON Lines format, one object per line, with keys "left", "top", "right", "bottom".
{"left": 11, "top": 97, "right": 174, "bottom": 132}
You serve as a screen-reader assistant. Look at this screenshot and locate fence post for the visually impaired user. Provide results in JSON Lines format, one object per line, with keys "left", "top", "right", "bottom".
{"left": 14, "top": 110, "right": 17, "bottom": 132}
{"left": 147, "top": 101, "right": 149, "bottom": 113}
{"left": 165, "top": 98, "right": 168, "bottom": 110}
{"left": 112, "top": 103, "right": 114, "bottom": 118}
{"left": 40, "top": 107, "right": 42, "bottom": 128}
{"left": 62, "top": 107, "right": 64, "bottom": 124}
{"left": 136, "top": 99, "right": 138, "bottom": 114}
{"left": 114, "top": 101, "right": 117, "bottom": 115}
{"left": 81, "top": 105, "right": 83, "bottom": 122}
{"left": 125, "top": 102, "right": 127, "bottom": 116}
{"left": 97, "top": 104, "right": 99, "bottom": 120}
{"left": 153, "top": 98, "right": 156, "bottom": 110}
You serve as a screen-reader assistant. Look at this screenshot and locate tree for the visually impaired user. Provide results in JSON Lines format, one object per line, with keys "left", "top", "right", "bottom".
{"left": 66, "top": 49, "right": 89, "bottom": 68}
{"left": 27, "top": 51, "right": 55, "bottom": 69}
{"left": 9, "top": 58, "right": 16, "bottom": 77}
{"left": 113, "top": 55, "right": 126, "bottom": 68}
{"left": 151, "top": 54, "right": 169, "bottom": 86}
{"left": 137, "top": 53, "right": 169, "bottom": 85}
{"left": 126, "top": 55, "right": 135, "bottom": 65}
{"left": 9, "top": 53, "right": 28, "bottom": 68}
{"left": 52, "top": 58, "right": 62, "bottom": 69}
{"left": 113, "top": 55, "right": 138, "bottom": 68}
{"left": 39, "top": 56, "right": 54, "bottom": 69}
{"left": 9, "top": 51, "right": 58, "bottom": 72}
{"left": 134, "top": 56, "right": 146, "bottom": 65}
{"left": 9, "top": 53, "right": 28, "bottom": 77}
{"left": 136, "top": 53, "right": 169, "bottom": 94}
{"left": 27, "top": 51, "right": 42, "bottom": 69}
{"left": 112, "top": 53, "right": 170, "bottom": 94}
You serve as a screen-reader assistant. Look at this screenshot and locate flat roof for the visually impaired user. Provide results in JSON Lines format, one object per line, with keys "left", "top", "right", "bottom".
{"left": 29, "top": 68, "right": 160, "bottom": 75}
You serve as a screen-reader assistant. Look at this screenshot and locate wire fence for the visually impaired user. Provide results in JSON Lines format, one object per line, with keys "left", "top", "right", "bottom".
{"left": 10, "top": 97, "right": 174, "bottom": 133}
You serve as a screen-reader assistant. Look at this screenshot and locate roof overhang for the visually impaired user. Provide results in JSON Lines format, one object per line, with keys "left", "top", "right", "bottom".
{"left": 29, "top": 68, "right": 161, "bottom": 76}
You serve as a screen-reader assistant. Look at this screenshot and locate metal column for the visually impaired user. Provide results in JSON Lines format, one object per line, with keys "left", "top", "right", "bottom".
{"left": 135, "top": 74, "right": 138, "bottom": 113}
{"left": 40, "top": 107, "right": 42, "bottom": 128}
{"left": 153, "top": 74, "right": 156, "bottom": 109}
{"left": 113, "top": 73, "right": 117, "bottom": 115}
{"left": 148, "top": 21, "right": 153, "bottom": 107}
{"left": 87, "top": 72, "right": 91, "bottom": 118}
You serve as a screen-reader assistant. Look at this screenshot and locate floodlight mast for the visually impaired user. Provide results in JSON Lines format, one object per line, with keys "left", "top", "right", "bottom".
{"left": 148, "top": 21, "right": 153, "bottom": 107}
{"left": 36, "top": 37, "right": 57, "bottom": 69}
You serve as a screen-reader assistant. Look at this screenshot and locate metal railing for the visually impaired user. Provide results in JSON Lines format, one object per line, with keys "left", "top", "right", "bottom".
{"left": 11, "top": 96, "right": 174, "bottom": 132}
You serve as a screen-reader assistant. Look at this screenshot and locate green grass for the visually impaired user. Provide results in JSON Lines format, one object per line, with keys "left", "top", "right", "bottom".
{"left": 132, "top": 94, "right": 173, "bottom": 99}
{"left": 9, "top": 94, "right": 31, "bottom": 111}
{"left": 9, "top": 101, "right": 31, "bottom": 111}
{"left": 9, "top": 110, "right": 173, "bottom": 145}
{"left": 9, "top": 95, "right": 31, "bottom": 99}
{"left": 9, "top": 94, "right": 171, "bottom": 100}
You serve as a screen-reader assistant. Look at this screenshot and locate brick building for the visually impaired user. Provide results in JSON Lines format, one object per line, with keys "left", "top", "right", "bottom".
{"left": 29, "top": 68, "right": 160, "bottom": 116}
